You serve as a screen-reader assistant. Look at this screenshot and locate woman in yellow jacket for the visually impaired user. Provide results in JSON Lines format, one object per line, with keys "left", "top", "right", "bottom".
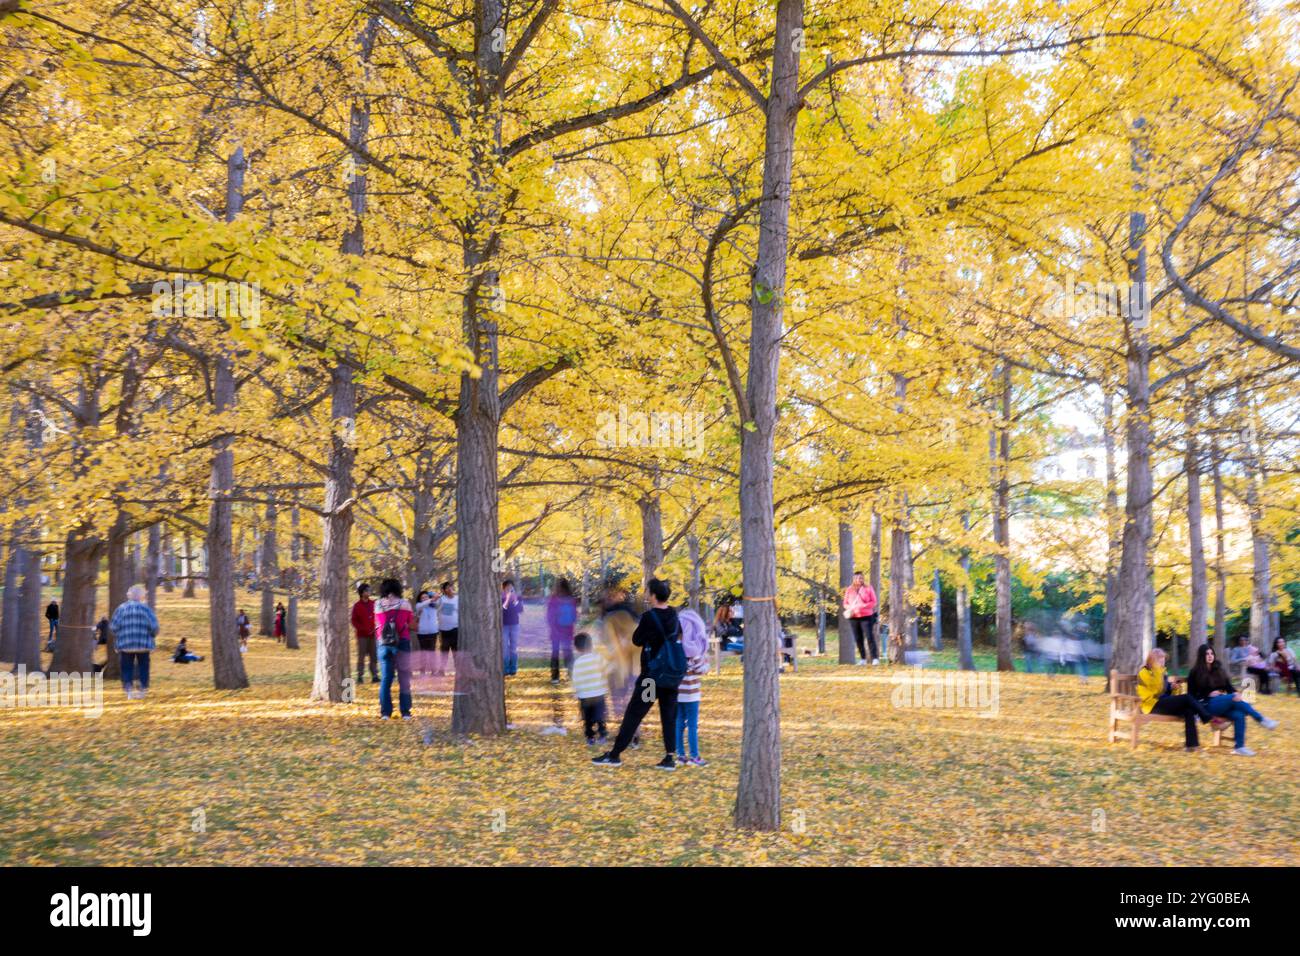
{"left": 1138, "top": 648, "right": 1212, "bottom": 751}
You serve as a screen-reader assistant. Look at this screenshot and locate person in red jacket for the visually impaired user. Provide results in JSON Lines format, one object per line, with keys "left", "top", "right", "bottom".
{"left": 351, "top": 582, "right": 379, "bottom": 684}
{"left": 843, "top": 571, "right": 879, "bottom": 665}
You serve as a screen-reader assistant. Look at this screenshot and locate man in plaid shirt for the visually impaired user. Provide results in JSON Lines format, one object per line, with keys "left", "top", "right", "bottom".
{"left": 110, "top": 584, "right": 160, "bottom": 700}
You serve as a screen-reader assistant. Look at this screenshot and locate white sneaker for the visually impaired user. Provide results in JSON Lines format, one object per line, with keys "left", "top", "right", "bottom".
{"left": 1262, "top": 717, "right": 1279, "bottom": 731}
{"left": 1232, "top": 746, "right": 1256, "bottom": 757}
{"left": 855, "top": 660, "right": 866, "bottom": 666}
{"left": 871, "top": 659, "right": 880, "bottom": 666}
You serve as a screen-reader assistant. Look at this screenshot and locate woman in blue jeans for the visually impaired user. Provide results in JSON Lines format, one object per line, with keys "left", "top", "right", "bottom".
{"left": 1187, "top": 644, "right": 1279, "bottom": 756}
{"left": 374, "top": 578, "right": 414, "bottom": 720}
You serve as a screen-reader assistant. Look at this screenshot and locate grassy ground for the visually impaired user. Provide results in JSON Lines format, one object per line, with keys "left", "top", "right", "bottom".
{"left": 1, "top": 594, "right": 1297, "bottom": 865}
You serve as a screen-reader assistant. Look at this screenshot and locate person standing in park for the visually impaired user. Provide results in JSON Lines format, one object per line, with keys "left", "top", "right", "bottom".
{"left": 571, "top": 631, "right": 608, "bottom": 744}
{"left": 675, "top": 608, "right": 711, "bottom": 767}
{"left": 273, "top": 602, "right": 286, "bottom": 643}
{"left": 414, "top": 589, "right": 439, "bottom": 676}
{"left": 843, "top": 571, "right": 879, "bottom": 665}
{"left": 592, "top": 577, "right": 686, "bottom": 771}
{"left": 236, "top": 608, "right": 251, "bottom": 653}
{"left": 502, "top": 579, "right": 523, "bottom": 676}
{"left": 547, "top": 577, "right": 578, "bottom": 684}
{"left": 110, "top": 584, "right": 159, "bottom": 700}
{"left": 351, "top": 582, "right": 379, "bottom": 684}
{"left": 434, "top": 581, "right": 459, "bottom": 676}
{"left": 374, "top": 578, "right": 414, "bottom": 720}
{"left": 43, "top": 599, "right": 59, "bottom": 652}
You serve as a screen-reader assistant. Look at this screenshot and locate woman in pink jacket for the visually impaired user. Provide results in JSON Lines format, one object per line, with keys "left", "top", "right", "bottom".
{"left": 374, "top": 578, "right": 415, "bottom": 719}
{"left": 843, "top": 571, "right": 879, "bottom": 665}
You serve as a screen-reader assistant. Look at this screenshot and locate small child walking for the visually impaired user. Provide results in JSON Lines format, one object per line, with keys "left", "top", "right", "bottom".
{"left": 675, "top": 609, "right": 711, "bottom": 767}
{"left": 571, "top": 632, "right": 609, "bottom": 745}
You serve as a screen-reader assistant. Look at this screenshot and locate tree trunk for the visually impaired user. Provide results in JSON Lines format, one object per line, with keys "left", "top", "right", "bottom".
{"left": 888, "top": 521, "right": 909, "bottom": 663}
{"left": 687, "top": 532, "right": 702, "bottom": 616}
{"left": 1102, "top": 391, "right": 1120, "bottom": 676}
{"left": 869, "top": 510, "right": 882, "bottom": 600}
{"left": 1, "top": 535, "right": 20, "bottom": 663}
{"left": 450, "top": 356, "right": 504, "bottom": 734}
{"left": 1114, "top": 121, "right": 1154, "bottom": 677}
{"left": 638, "top": 492, "right": 664, "bottom": 593}
{"left": 931, "top": 567, "right": 942, "bottom": 651}
{"left": 1185, "top": 397, "right": 1208, "bottom": 663}
{"left": 13, "top": 400, "right": 42, "bottom": 671}
{"left": 991, "top": 366, "right": 1014, "bottom": 671}
{"left": 105, "top": 511, "right": 132, "bottom": 679}
{"left": 311, "top": 21, "right": 378, "bottom": 699}
{"left": 161, "top": 530, "right": 175, "bottom": 593}
{"left": 15, "top": 541, "right": 42, "bottom": 672}
{"left": 837, "top": 519, "right": 855, "bottom": 664}
{"left": 1210, "top": 439, "right": 1228, "bottom": 658}
{"left": 182, "top": 531, "right": 196, "bottom": 598}
{"left": 259, "top": 500, "right": 277, "bottom": 635}
{"left": 146, "top": 522, "right": 162, "bottom": 607}
{"left": 957, "top": 511, "right": 974, "bottom": 670}
{"left": 1239, "top": 398, "right": 1271, "bottom": 651}
{"left": 286, "top": 502, "right": 301, "bottom": 650}
{"left": 311, "top": 365, "right": 357, "bottom": 701}
{"left": 52, "top": 529, "right": 101, "bottom": 675}
{"left": 408, "top": 448, "right": 437, "bottom": 593}
{"left": 208, "top": 350, "right": 247, "bottom": 689}
{"left": 733, "top": 0, "right": 801, "bottom": 832}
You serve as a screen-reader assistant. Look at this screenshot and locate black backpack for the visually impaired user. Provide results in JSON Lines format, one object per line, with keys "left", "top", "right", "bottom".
{"left": 644, "top": 609, "right": 687, "bottom": 689}
{"left": 379, "top": 608, "right": 400, "bottom": 646}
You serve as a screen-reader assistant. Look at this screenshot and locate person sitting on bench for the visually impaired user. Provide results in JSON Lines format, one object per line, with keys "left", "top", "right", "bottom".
{"left": 1229, "top": 636, "right": 1273, "bottom": 693}
{"left": 1187, "top": 644, "right": 1278, "bottom": 757}
{"left": 1137, "top": 648, "right": 1210, "bottom": 752}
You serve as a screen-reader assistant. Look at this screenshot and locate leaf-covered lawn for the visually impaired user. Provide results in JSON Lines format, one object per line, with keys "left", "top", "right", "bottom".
{"left": 1, "top": 596, "right": 1296, "bottom": 865}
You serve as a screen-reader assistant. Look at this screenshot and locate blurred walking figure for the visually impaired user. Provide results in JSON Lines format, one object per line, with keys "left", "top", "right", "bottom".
{"left": 502, "top": 579, "right": 523, "bottom": 676}
{"left": 414, "top": 589, "right": 438, "bottom": 676}
{"left": 547, "top": 578, "right": 577, "bottom": 684}
{"left": 592, "top": 578, "right": 686, "bottom": 771}
{"left": 571, "top": 632, "right": 608, "bottom": 744}
{"left": 375, "top": 578, "right": 414, "bottom": 720}
{"left": 351, "top": 582, "right": 379, "bottom": 684}
{"left": 1188, "top": 644, "right": 1278, "bottom": 757}
{"left": 1230, "top": 636, "right": 1273, "bottom": 693}
{"left": 236, "top": 608, "right": 250, "bottom": 653}
{"left": 1267, "top": 637, "right": 1300, "bottom": 695}
{"left": 1137, "top": 648, "right": 1209, "bottom": 752}
{"left": 842, "top": 571, "right": 878, "bottom": 664}
{"left": 600, "top": 586, "right": 640, "bottom": 749}
{"left": 43, "top": 599, "right": 59, "bottom": 652}
{"left": 434, "top": 581, "right": 459, "bottom": 675}
{"left": 675, "top": 609, "right": 711, "bottom": 766}
{"left": 111, "top": 584, "right": 159, "bottom": 700}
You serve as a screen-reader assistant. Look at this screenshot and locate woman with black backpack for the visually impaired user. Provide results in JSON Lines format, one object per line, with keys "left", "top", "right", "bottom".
{"left": 592, "top": 578, "right": 687, "bottom": 771}
{"left": 374, "top": 578, "right": 415, "bottom": 720}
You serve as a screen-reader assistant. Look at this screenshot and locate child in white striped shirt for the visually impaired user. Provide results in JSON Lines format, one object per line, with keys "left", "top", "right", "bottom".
{"left": 571, "top": 632, "right": 608, "bottom": 744}
{"left": 675, "top": 610, "right": 711, "bottom": 766}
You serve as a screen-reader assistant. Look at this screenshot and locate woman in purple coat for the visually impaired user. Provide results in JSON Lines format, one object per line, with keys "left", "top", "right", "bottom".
{"left": 546, "top": 578, "right": 578, "bottom": 684}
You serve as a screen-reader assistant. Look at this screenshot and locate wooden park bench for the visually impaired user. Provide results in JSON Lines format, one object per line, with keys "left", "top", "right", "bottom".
{"left": 1108, "top": 670, "right": 1227, "bottom": 749}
